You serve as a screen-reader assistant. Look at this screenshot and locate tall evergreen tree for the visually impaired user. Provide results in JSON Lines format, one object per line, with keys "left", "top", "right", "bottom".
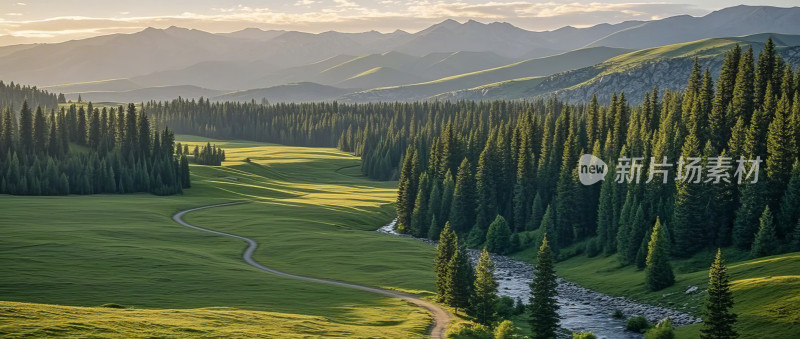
{"left": 450, "top": 158, "right": 477, "bottom": 234}
{"left": 32, "top": 106, "right": 47, "bottom": 155}
{"left": 469, "top": 248, "right": 498, "bottom": 326}
{"left": 777, "top": 160, "right": 800, "bottom": 238}
{"left": 410, "top": 173, "right": 430, "bottom": 237}
{"left": 673, "top": 126, "right": 709, "bottom": 256}
{"left": 528, "top": 192, "right": 545, "bottom": 232}
{"left": 751, "top": 206, "right": 777, "bottom": 257}
{"left": 766, "top": 91, "right": 797, "bottom": 207}
{"left": 485, "top": 215, "right": 512, "bottom": 255}
{"left": 435, "top": 222, "right": 457, "bottom": 302}
{"left": 700, "top": 249, "right": 738, "bottom": 339}
{"left": 18, "top": 101, "right": 33, "bottom": 154}
{"left": 754, "top": 37, "right": 777, "bottom": 110}
{"left": 645, "top": 218, "right": 675, "bottom": 291}
{"left": 529, "top": 236, "right": 560, "bottom": 339}
{"left": 444, "top": 244, "right": 474, "bottom": 314}
{"left": 396, "top": 147, "right": 418, "bottom": 229}
{"left": 731, "top": 46, "right": 755, "bottom": 123}
{"left": 0, "top": 108, "right": 13, "bottom": 155}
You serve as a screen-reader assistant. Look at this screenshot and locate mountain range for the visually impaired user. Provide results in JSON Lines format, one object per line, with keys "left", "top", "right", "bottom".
{"left": 1, "top": 5, "right": 798, "bottom": 105}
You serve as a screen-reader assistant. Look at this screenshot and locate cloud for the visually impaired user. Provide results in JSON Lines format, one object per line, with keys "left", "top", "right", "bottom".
{"left": 0, "top": 1, "right": 712, "bottom": 45}
{"left": 7, "top": 13, "right": 22, "bottom": 16}
{"left": 333, "top": 0, "right": 359, "bottom": 8}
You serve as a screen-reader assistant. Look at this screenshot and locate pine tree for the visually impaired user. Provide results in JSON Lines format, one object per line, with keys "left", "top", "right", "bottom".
{"left": 180, "top": 155, "right": 191, "bottom": 188}
{"left": 88, "top": 108, "right": 101, "bottom": 150}
{"left": 138, "top": 112, "right": 151, "bottom": 158}
{"left": 485, "top": 215, "right": 512, "bottom": 255}
{"left": 751, "top": 206, "right": 777, "bottom": 257}
{"left": 710, "top": 45, "right": 741, "bottom": 149}
{"left": 435, "top": 222, "right": 457, "bottom": 302}
{"left": 529, "top": 236, "right": 560, "bottom": 339}
{"left": 76, "top": 106, "right": 87, "bottom": 145}
{"left": 624, "top": 205, "right": 648, "bottom": 266}
{"left": 32, "top": 106, "right": 48, "bottom": 155}
{"left": 596, "top": 173, "right": 614, "bottom": 253}
{"left": 731, "top": 46, "right": 755, "bottom": 123}
{"left": 700, "top": 249, "right": 738, "bottom": 339}
{"left": 645, "top": 218, "right": 675, "bottom": 291}
{"left": 672, "top": 127, "right": 709, "bottom": 256}
{"left": 0, "top": 108, "right": 13, "bottom": 155}
{"left": 396, "top": 147, "right": 417, "bottom": 229}
{"left": 539, "top": 204, "right": 557, "bottom": 248}
{"left": 475, "top": 136, "right": 499, "bottom": 233}
{"left": 441, "top": 170, "right": 455, "bottom": 225}
{"left": 777, "top": 160, "right": 800, "bottom": 238}
{"left": 528, "top": 192, "right": 545, "bottom": 232}
{"left": 469, "top": 248, "right": 498, "bottom": 325}
{"left": 410, "top": 173, "right": 430, "bottom": 237}
{"left": 450, "top": 158, "right": 477, "bottom": 234}
{"left": 427, "top": 181, "right": 443, "bottom": 240}
{"left": 18, "top": 101, "right": 33, "bottom": 154}
{"left": 444, "top": 244, "right": 474, "bottom": 314}
{"left": 754, "top": 37, "right": 777, "bottom": 110}
{"left": 766, "top": 90, "right": 796, "bottom": 208}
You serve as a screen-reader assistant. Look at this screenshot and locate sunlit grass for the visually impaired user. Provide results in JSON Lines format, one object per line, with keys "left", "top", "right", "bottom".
{"left": 0, "top": 136, "right": 434, "bottom": 337}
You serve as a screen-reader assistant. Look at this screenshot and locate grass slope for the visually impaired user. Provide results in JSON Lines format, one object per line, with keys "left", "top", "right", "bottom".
{"left": 544, "top": 249, "right": 800, "bottom": 338}
{"left": 0, "top": 137, "right": 434, "bottom": 337}
{"left": 341, "top": 46, "right": 629, "bottom": 102}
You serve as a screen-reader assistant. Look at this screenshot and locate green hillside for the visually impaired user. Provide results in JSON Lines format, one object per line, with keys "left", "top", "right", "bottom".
{"left": 545, "top": 250, "right": 800, "bottom": 338}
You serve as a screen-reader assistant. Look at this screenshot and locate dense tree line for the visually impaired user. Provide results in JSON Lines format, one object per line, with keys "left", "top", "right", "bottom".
{"left": 0, "top": 100, "right": 189, "bottom": 195}
{"left": 395, "top": 38, "right": 800, "bottom": 280}
{"left": 187, "top": 142, "right": 226, "bottom": 166}
{"left": 144, "top": 39, "right": 798, "bottom": 275}
{"left": 0, "top": 81, "right": 58, "bottom": 114}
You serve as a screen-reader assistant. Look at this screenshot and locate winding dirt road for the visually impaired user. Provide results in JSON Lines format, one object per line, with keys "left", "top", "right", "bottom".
{"left": 172, "top": 202, "right": 451, "bottom": 339}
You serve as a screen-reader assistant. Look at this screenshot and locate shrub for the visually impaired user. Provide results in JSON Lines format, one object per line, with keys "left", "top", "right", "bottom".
{"left": 613, "top": 309, "right": 624, "bottom": 319}
{"left": 445, "top": 322, "right": 493, "bottom": 339}
{"left": 494, "top": 320, "right": 516, "bottom": 339}
{"left": 626, "top": 316, "right": 651, "bottom": 333}
{"left": 585, "top": 238, "right": 601, "bottom": 257}
{"left": 645, "top": 318, "right": 675, "bottom": 339}
{"left": 572, "top": 332, "right": 597, "bottom": 339}
{"left": 495, "top": 296, "right": 516, "bottom": 319}
{"left": 513, "top": 297, "right": 526, "bottom": 316}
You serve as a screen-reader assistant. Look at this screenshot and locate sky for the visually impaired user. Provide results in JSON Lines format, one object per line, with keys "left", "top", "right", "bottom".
{"left": 0, "top": 1, "right": 794, "bottom": 46}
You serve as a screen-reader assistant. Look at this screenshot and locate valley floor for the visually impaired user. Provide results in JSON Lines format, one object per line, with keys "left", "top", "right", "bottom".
{"left": 0, "top": 136, "right": 437, "bottom": 338}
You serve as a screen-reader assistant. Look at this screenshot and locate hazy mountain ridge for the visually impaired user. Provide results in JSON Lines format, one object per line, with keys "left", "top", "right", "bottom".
{"left": 435, "top": 36, "right": 800, "bottom": 104}
{"left": 340, "top": 46, "right": 632, "bottom": 102}
{"left": 1, "top": 5, "right": 799, "bottom": 104}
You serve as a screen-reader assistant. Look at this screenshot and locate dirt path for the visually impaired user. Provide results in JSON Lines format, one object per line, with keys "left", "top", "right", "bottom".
{"left": 172, "top": 202, "right": 451, "bottom": 339}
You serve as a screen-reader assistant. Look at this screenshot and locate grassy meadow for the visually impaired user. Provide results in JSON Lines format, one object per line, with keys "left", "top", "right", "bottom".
{"left": 538, "top": 249, "right": 800, "bottom": 338}
{"left": 0, "top": 136, "right": 434, "bottom": 337}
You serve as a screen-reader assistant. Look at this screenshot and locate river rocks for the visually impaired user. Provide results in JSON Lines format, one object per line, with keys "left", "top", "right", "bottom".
{"left": 377, "top": 219, "right": 702, "bottom": 337}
